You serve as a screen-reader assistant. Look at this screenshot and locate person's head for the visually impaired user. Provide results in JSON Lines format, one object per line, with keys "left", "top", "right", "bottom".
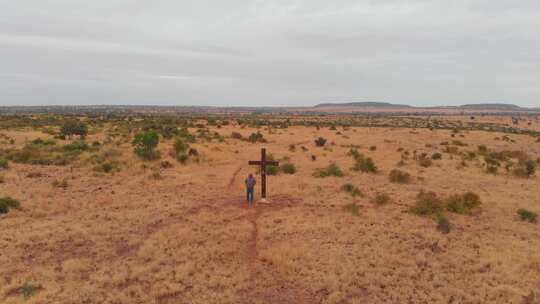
{"left": 249, "top": 173, "right": 253, "bottom": 178}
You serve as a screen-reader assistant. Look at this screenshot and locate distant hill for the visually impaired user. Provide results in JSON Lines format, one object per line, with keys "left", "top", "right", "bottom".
{"left": 314, "top": 102, "right": 411, "bottom": 108}
{"left": 458, "top": 104, "right": 522, "bottom": 110}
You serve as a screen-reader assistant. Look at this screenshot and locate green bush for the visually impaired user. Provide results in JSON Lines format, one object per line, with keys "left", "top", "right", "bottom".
{"left": 445, "top": 192, "right": 481, "bottom": 214}
{"left": 517, "top": 209, "right": 538, "bottom": 223}
{"left": 160, "top": 160, "right": 173, "bottom": 169}
{"left": 0, "top": 196, "right": 21, "bottom": 214}
{"left": 248, "top": 132, "right": 266, "bottom": 143}
{"left": 0, "top": 158, "right": 8, "bottom": 169}
{"left": 63, "top": 141, "right": 89, "bottom": 151}
{"left": 417, "top": 156, "right": 433, "bottom": 168}
{"left": 514, "top": 160, "right": 537, "bottom": 177}
{"left": 188, "top": 148, "right": 199, "bottom": 156}
{"left": 173, "top": 138, "right": 189, "bottom": 154}
{"left": 348, "top": 148, "right": 361, "bottom": 160}
{"left": 61, "top": 121, "right": 88, "bottom": 139}
{"left": 254, "top": 154, "right": 279, "bottom": 175}
{"left": 389, "top": 169, "right": 411, "bottom": 184}
{"left": 231, "top": 132, "right": 243, "bottom": 139}
{"left": 342, "top": 184, "right": 363, "bottom": 197}
{"left": 52, "top": 179, "right": 69, "bottom": 189}
{"left": 410, "top": 191, "right": 445, "bottom": 216}
{"left": 313, "top": 163, "right": 344, "bottom": 178}
{"left": 372, "top": 193, "right": 391, "bottom": 205}
{"left": 20, "top": 282, "right": 42, "bottom": 299}
{"left": 281, "top": 163, "right": 297, "bottom": 174}
{"left": 352, "top": 157, "right": 377, "bottom": 173}
{"left": 95, "top": 162, "right": 115, "bottom": 173}
{"left": 314, "top": 137, "right": 327, "bottom": 147}
{"left": 436, "top": 214, "right": 451, "bottom": 234}
{"left": 176, "top": 153, "right": 189, "bottom": 164}
{"left": 343, "top": 202, "right": 360, "bottom": 216}
{"left": 132, "top": 131, "right": 160, "bottom": 160}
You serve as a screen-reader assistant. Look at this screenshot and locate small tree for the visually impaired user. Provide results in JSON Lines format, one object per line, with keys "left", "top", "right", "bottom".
{"left": 61, "top": 121, "right": 88, "bottom": 139}
{"left": 132, "top": 131, "right": 160, "bottom": 160}
{"left": 314, "top": 137, "right": 327, "bottom": 147}
{"left": 173, "top": 138, "right": 189, "bottom": 154}
{"left": 525, "top": 160, "right": 536, "bottom": 177}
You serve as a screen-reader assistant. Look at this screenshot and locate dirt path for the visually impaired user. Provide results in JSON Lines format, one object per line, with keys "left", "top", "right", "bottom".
{"left": 228, "top": 166, "right": 242, "bottom": 189}
{"left": 242, "top": 196, "right": 317, "bottom": 304}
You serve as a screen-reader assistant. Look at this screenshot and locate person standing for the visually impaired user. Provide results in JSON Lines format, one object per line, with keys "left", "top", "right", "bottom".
{"left": 245, "top": 174, "right": 256, "bottom": 205}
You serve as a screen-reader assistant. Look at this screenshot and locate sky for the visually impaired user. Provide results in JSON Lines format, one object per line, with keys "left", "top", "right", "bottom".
{"left": 1, "top": 0, "right": 539, "bottom": 107}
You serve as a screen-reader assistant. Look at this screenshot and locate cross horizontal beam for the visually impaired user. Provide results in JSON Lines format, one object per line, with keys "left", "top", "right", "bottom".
{"left": 248, "top": 160, "right": 279, "bottom": 166}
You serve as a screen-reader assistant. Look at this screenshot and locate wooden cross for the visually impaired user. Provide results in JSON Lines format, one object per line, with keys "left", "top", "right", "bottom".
{"left": 248, "top": 148, "right": 279, "bottom": 198}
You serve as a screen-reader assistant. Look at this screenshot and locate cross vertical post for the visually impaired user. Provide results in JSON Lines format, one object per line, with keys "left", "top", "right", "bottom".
{"left": 248, "top": 148, "right": 279, "bottom": 199}
{"left": 261, "top": 148, "right": 267, "bottom": 198}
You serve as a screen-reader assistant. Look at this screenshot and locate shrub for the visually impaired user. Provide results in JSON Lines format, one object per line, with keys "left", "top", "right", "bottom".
{"left": 262, "top": 154, "right": 279, "bottom": 175}
{"left": 173, "top": 138, "right": 189, "bottom": 154}
{"left": 231, "top": 132, "right": 243, "bottom": 139}
{"left": 160, "top": 160, "right": 173, "bottom": 169}
{"left": 313, "top": 163, "right": 344, "bottom": 178}
{"left": 389, "top": 169, "right": 411, "bottom": 184}
{"left": 478, "top": 145, "right": 488, "bottom": 154}
{"left": 348, "top": 148, "right": 361, "bottom": 160}
{"left": 410, "top": 191, "right": 445, "bottom": 216}
{"left": 31, "top": 138, "right": 56, "bottom": 146}
{"left": 369, "top": 146, "right": 377, "bottom": 151}
{"left": 444, "top": 146, "right": 459, "bottom": 154}
{"left": 248, "top": 132, "right": 265, "bottom": 143}
{"left": 281, "top": 163, "right": 297, "bottom": 174}
{"left": 178, "top": 128, "right": 196, "bottom": 143}
{"left": 445, "top": 192, "right": 481, "bottom": 214}
{"left": 436, "top": 214, "right": 451, "bottom": 234}
{"left": 176, "top": 153, "right": 189, "bottom": 164}
{"left": 517, "top": 209, "right": 538, "bottom": 223}
{"left": 96, "top": 162, "right": 115, "bottom": 173}
{"left": 452, "top": 140, "right": 468, "bottom": 147}
{"left": 0, "top": 196, "right": 21, "bottom": 214}
{"left": 63, "top": 141, "right": 89, "bottom": 151}
{"left": 352, "top": 157, "right": 377, "bottom": 173}
{"left": 342, "top": 184, "right": 363, "bottom": 197}
{"left": 417, "top": 156, "right": 433, "bottom": 168}
{"left": 132, "top": 131, "right": 160, "bottom": 160}
{"left": 431, "top": 153, "right": 442, "bottom": 160}
{"left": 0, "top": 158, "right": 8, "bottom": 169}
{"left": 21, "top": 283, "right": 42, "bottom": 300}
{"left": 266, "top": 164, "right": 279, "bottom": 175}
{"left": 188, "top": 148, "right": 199, "bottom": 156}
{"left": 314, "top": 137, "right": 327, "bottom": 147}
{"left": 288, "top": 144, "right": 296, "bottom": 152}
{"left": 521, "top": 160, "right": 536, "bottom": 177}
{"left": 372, "top": 193, "right": 391, "bottom": 205}
{"left": 52, "top": 179, "right": 69, "bottom": 189}
{"left": 343, "top": 202, "right": 360, "bottom": 216}
{"left": 61, "top": 121, "right": 88, "bottom": 139}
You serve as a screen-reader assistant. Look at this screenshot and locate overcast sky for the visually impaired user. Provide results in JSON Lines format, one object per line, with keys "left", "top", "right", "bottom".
{"left": 1, "top": 1, "right": 539, "bottom": 107}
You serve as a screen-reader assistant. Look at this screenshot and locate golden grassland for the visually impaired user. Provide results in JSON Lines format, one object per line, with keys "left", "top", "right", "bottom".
{"left": 0, "top": 116, "right": 539, "bottom": 303}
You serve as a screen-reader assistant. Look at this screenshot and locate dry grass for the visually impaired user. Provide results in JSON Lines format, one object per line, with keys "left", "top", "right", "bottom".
{"left": 0, "top": 115, "right": 539, "bottom": 303}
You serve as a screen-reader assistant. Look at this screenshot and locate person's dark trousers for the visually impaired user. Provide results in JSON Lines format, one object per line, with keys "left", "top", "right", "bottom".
{"left": 247, "top": 188, "right": 254, "bottom": 205}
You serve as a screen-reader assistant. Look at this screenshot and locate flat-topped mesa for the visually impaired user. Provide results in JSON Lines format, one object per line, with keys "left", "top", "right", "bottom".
{"left": 314, "top": 102, "right": 411, "bottom": 108}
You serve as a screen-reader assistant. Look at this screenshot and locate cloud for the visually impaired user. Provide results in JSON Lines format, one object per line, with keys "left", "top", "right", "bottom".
{"left": 1, "top": 0, "right": 539, "bottom": 107}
